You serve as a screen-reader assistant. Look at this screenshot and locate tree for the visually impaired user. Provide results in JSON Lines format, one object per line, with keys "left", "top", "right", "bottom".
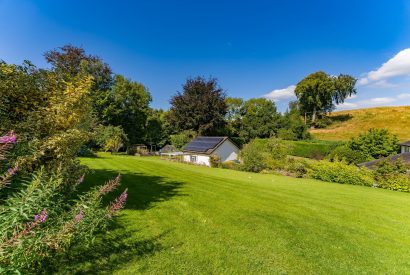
{"left": 95, "top": 125, "right": 128, "bottom": 153}
{"left": 145, "top": 109, "right": 168, "bottom": 150}
{"left": 168, "top": 77, "right": 227, "bottom": 135}
{"left": 225, "top": 97, "right": 244, "bottom": 136}
{"left": 278, "top": 101, "right": 310, "bottom": 140}
{"left": 44, "top": 45, "right": 113, "bottom": 123}
{"left": 105, "top": 75, "right": 152, "bottom": 145}
{"left": 295, "top": 71, "right": 356, "bottom": 125}
{"left": 239, "top": 98, "right": 281, "bottom": 142}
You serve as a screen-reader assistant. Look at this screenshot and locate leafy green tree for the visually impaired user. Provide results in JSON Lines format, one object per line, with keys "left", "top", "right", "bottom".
{"left": 225, "top": 97, "right": 244, "bottom": 136}
{"left": 168, "top": 77, "right": 227, "bottom": 135}
{"left": 95, "top": 125, "right": 128, "bottom": 153}
{"left": 44, "top": 45, "right": 113, "bottom": 123}
{"left": 105, "top": 75, "right": 152, "bottom": 145}
{"left": 239, "top": 98, "right": 281, "bottom": 142}
{"left": 279, "top": 101, "right": 310, "bottom": 140}
{"left": 348, "top": 128, "right": 399, "bottom": 160}
{"left": 170, "top": 130, "right": 196, "bottom": 150}
{"left": 145, "top": 109, "right": 168, "bottom": 149}
{"left": 295, "top": 71, "right": 356, "bottom": 125}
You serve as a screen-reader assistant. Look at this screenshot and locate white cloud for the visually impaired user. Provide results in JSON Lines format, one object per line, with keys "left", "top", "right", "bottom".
{"left": 397, "top": 93, "right": 410, "bottom": 99}
{"left": 359, "top": 48, "right": 410, "bottom": 86}
{"left": 264, "top": 85, "right": 296, "bottom": 102}
{"left": 337, "top": 102, "right": 359, "bottom": 110}
{"left": 346, "top": 94, "right": 357, "bottom": 100}
{"left": 364, "top": 97, "right": 396, "bottom": 104}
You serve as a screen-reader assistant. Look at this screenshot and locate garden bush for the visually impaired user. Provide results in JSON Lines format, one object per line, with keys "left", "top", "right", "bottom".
{"left": 328, "top": 144, "right": 368, "bottom": 164}
{"left": 284, "top": 158, "right": 310, "bottom": 178}
{"left": 209, "top": 154, "right": 221, "bottom": 168}
{"left": 309, "top": 160, "right": 374, "bottom": 186}
{"left": 373, "top": 159, "right": 410, "bottom": 192}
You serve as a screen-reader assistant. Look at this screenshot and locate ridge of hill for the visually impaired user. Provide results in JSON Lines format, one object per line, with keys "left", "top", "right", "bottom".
{"left": 310, "top": 106, "right": 410, "bottom": 141}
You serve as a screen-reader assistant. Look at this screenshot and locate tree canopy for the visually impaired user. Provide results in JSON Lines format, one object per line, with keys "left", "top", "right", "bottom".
{"left": 294, "top": 71, "right": 356, "bottom": 125}
{"left": 168, "top": 77, "right": 227, "bottom": 135}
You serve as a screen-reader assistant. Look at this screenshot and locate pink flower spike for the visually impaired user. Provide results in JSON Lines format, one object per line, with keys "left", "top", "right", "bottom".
{"left": 0, "top": 132, "right": 17, "bottom": 144}
{"left": 74, "top": 209, "right": 84, "bottom": 223}
{"left": 34, "top": 209, "right": 48, "bottom": 223}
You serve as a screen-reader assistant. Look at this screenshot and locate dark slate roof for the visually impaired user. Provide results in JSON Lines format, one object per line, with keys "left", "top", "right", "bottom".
{"left": 358, "top": 152, "right": 410, "bottom": 169}
{"left": 399, "top": 141, "right": 410, "bottom": 146}
{"left": 183, "top": 136, "right": 237, "bottom": 155}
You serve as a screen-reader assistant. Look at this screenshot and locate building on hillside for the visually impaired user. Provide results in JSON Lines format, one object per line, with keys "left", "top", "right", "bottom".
{"left": 182, "top": 136, "right": 239, "bottom": 167}
{"left": 399, "top": 141, "right": 410, "bottom": 153}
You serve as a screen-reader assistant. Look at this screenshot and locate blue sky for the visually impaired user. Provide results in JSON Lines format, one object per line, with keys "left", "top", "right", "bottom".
{"left": 1, "top": 0, "right": 410, "bottom": 111}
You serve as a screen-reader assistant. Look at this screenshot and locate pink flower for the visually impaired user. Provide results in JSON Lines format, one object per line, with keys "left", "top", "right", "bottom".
{"left": 0, "top": 132, "right": 17, "bottom": 144}
{"left": 108, "top": 189, "right": 128, "bottom": 217}
{"left": 99, "top": 174, "right": 121, "bottom": 194}
{"left": 74, "top": 209, "right": 84, "bottom": 223}
{"left": 76, "top": 174, "right": 85, "bottom": 185}
{"left": 34, "top": 209, "right": 48, "bottom": 223}
{"left": 7, "top": 165, "right": 19, "bottom": 176}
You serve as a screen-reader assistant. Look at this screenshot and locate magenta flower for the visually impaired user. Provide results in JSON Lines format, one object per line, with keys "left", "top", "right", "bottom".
{"left": 34, "top": 209, "right": 48, "bottom": 223}
{"left": 0, "top": 132, "right": 17, "bottom": 144}
{"left": 99, "top": 174, "right": 121, "bottom": 194}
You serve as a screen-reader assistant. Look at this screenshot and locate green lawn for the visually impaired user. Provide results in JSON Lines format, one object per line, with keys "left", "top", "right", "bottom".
{"left": 61, "top": 153, "right": 410, "bottom": 274}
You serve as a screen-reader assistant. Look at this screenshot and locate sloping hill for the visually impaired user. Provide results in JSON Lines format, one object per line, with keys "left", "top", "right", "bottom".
{"left": 310, "top": 106, "right": 410, "bottom": 141}
{"left": 60, "top": 154, "right": 410, "bottom": 274}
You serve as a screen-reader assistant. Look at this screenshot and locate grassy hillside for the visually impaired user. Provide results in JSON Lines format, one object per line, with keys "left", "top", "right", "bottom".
{"left": 61, "top": 154, "right": 410, "bottom": 273}
{"left": 310, "top": 106, "right": 410, "bottom": 141}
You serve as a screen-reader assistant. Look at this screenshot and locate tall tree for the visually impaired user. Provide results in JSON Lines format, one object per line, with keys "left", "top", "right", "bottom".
{"left": 44, "top": 45, "right": 113, "bottom": 123}
{"left": 105, "top": 75, "right": 152, "bottom": 145}
{"left": 168, "top": 77, "right": 227, "bottom": 135}
{"left": 294, "top": 71, "right": 356, "bottom": 124}
{"left": 239, "top": 98, "right": 281, "bottom": 142}
{"left": 225, "top": 97, "right": 244, "bottom": 136}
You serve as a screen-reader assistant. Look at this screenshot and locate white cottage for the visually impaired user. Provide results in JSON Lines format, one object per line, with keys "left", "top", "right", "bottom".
{"left": 182, "top": 136, "right": 239, "bottom": 167}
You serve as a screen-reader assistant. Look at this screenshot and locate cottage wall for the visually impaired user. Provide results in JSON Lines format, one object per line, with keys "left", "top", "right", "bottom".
{"left": 213, "top": 139, "right": 239, "bottom": 162}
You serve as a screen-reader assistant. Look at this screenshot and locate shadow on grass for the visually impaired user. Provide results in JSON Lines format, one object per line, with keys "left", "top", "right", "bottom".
{"left": 55, "top": 166, "right": 186, "bottom": 273}
{"left": 78, "top": 167, "right": 186, "bottom": 210}
{"left": 52, "top": 221, "right": 171, "bottom": 274}
{"left": 329, "top": 114, "right": 353, "bottom": 124}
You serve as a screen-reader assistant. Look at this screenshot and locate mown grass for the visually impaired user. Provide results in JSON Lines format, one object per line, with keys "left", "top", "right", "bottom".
{"left": 59, "top": 153, "right": 410, "bottom": 274}
{"left": 310, "top": 106, "right": 410, "bottom": 141}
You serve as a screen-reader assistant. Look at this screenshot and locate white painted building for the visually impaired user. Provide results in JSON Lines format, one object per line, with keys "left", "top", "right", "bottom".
{"left": 182, "top": 136, "right": 240, "bottom": 167}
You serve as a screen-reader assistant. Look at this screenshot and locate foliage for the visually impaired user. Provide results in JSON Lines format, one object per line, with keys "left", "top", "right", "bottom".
{"left": 309, "top": 160, "right": 374, "bottom": 186}
{"left": 295, "top": 71, "right": 356, "bottom": 124}
{"left": 348, "top": 128, "right": 399, "bottom": 160}
{"left": 280, "top": 139, "right": 340, "bottom": 159}
{"left": 145, "top": 109, "right": 169, "bottom": 149}
{"left": 373, "top": 159, "right": 410, "bottom": 192}
{"left": 104, "top": 75, "right": 152, "bottom": 145}
{"left": 95, "top": 125, "right": 128, "bottom": 153}
{"left": 284, "top": 158, "right": 310, "bottom": 178}
{"left": 209, "top": 154, "right": 221, "bottom": 168}
{"left": 239, "top": 98, "right": 281, "bottom": 142}
{"left": 328, "top": 144, "right": 368, "bottom": 164}
{"left": 168, "top": 77, "right": 227, "bottom": 135}
{"left": 240, "top": 138, "right": 291, "bottom": 172}
{"left": 170, "top": 130, "right": 196, "bottom": 150}
{"left": 225, "top": 97, "right": 244, "bottom": 136}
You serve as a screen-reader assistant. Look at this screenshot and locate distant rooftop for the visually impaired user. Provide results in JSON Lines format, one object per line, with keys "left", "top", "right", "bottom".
{"left": 183, "top": 136, "right": 235, "bottom": 155}
{"left": 358, "top": 152, "right": 410, "bottom": 169}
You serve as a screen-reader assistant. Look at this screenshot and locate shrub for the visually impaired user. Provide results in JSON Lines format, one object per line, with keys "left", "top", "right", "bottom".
{"left": 282, "top": 139, "right": 341, "bottom": 159}
{"left": 277, "top": 128, "right": 297, "bottom": 141}
{"left": 221, "top": 160, "right": 242, "bottom": 171}
{"left": 240, "top": 139, "right": 268, "bottom": 172}
{"left": 373, "top": 159, "right": 410, "bottom": 192}
{"left": 309, "top": 160, "right": 374, "bottom": 186}
{"left": 240, "top": 138, "right": 291, "bottom": 172}
{"left": 348, "top": 128, "right": 399, "bottom": 160}
{"left": 209, "top": 154, "right": 221, "bottom": 168}
{"left": 170, "top": 130, "right": 196, "bottom": 150}
{"left": 95, "top": 125, "right": 128, "bottom": 153}
{"left": 328, "top": 145, "right": 368, "bottom": 164}
{"left": 284, "top": 158, "right": 310, "bottom": 178}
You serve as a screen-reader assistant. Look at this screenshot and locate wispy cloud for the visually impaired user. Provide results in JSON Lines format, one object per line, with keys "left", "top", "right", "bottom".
{"left": 337, "top": 94, "right": 410, "bottom": 110}
{"left": 264, "top": 85, "right": 296, "bottom": 102}
{"left": 359, "top": 48, "right": 410, "bottom": 86}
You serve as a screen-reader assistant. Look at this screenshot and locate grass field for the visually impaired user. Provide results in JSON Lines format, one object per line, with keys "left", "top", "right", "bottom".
{"left": 310, "top": 106, "right": 410, "bottom": 141}
{"left": 61, "top": 153, "right": 410, "bottom": 274}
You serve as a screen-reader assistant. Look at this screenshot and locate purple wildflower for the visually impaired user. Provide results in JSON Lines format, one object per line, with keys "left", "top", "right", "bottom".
{"left": 108, "top": 188, "right": 128, "bottom": 217}
{"left": 34, "top": 209, "right": 48, "bottom": 223}
{"left": 99, "top": 174, "right": 121, "bottom": 194}
{"left": 0, "top": 132, "right": 17, "bottom": 144}
{"left": 74, "top": 209, "right": 84, "bottom": 223}
{"left": 7, "top": 165, "right": 19, "bottom": 176}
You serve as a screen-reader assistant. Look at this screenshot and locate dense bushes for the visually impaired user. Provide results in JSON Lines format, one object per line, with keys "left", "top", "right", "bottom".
{"left": 240, "top": 138, "right": 291, "bottom": 172}
{"left": 309, "top": 160, "right": 374, "bottom": 186}
{"left": 327, "top": 144, "right": 368, "bottom": 164}
{"left": 373, "top": 160, "right": 410, "bottom": 192}
{"left": 283, "top": 139, "right": 341, "bottom": 159}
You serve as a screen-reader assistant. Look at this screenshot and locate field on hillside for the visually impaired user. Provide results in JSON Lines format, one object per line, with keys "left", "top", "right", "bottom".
{"left": 59, "top": 153, "right": 410, "bottom": 274}
{"left": 310, "top": 106, "right": 410, "bottom": 141}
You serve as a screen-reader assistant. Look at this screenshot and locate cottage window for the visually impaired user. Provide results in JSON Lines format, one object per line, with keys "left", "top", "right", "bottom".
{"left": 190, "top": 155, "right": 197, "bottom": 162}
